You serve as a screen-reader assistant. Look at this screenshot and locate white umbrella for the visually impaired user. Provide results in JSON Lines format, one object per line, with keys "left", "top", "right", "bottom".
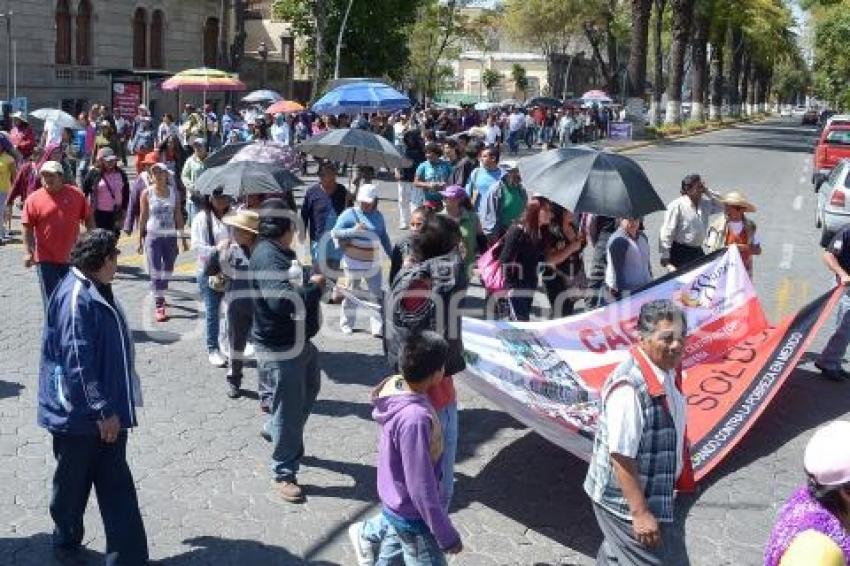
{"left": 29, "top": 108, "right": 82, "bottom": 129}
{"left": 241, "top": 89, "right": 283, "bottom": 104}
{"left": 474, "top": 101, "right": 499, "bottom": 111}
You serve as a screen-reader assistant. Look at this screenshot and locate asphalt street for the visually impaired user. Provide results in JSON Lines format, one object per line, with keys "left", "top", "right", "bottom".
{"left": 0, "top": 118, "right": 846, "bottom": 565}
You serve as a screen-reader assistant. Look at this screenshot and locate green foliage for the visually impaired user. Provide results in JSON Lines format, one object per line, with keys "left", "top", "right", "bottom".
{"left": 809, "top": 3, "right": 850, "bottom": 108}
{"left": 511, "top": 64, "right": 529, "bottom": 97}
{"left": 272, "top": 0, "right": 422, "bottom": 86}
{"left": 482, "top": 68, "right": 502, "bottom": 99}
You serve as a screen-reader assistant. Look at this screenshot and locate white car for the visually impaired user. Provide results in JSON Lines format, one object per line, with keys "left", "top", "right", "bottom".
{"left": 791, "top": 105, "right": 807, "bottom": 117}
{"left": 816, "top": 158, "right": 850, "bottom": 246}
{"left": 826, "top": 114, "right": 850, "bottom": 129}
{"left": 780, "top": 106, "right": 792, "bottom": 117}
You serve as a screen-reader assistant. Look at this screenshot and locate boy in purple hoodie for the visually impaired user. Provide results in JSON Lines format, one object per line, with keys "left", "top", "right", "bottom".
{"left": 349, "top": 331, "right": 463, "bottom": 565}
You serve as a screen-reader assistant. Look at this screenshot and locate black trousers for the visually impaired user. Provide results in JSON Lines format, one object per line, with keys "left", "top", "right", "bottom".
{"left": 50, "top": 432, "right": 148, "bottom": 565}
{"left": 586, "top": 231, "right": 613, "bottom": 309}
{"left": 226, "top": 299, "right": 253, "bottom": 384}
{"left": 93, "top": 209, "right": 121, "bottom": 238}
{"left": 670, "top": 241, "right": 705, "bottom": 269}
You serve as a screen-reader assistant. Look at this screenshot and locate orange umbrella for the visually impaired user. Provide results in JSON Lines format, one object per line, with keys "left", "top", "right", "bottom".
{"left": 265, "top": 100, "right": 305, "bottom": 114}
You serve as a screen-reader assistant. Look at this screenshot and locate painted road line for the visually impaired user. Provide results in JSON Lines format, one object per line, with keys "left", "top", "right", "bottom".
{"left": 792, "top": 195, "right": 803, "bottom": 211}
{"left": 779, "top": 244, "right": 795, "bottom": 270}
{"left": 775, "top": 277, "right": 791, "bottom": 320}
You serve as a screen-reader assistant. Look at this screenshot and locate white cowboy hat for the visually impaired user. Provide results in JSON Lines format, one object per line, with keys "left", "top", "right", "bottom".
{"left": 721, "top": 191, "right": 756, "bottom": 213}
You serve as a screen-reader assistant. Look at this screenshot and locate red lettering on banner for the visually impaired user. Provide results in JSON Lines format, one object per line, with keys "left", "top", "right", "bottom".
{"left": 579, "top": 328, "right": 606, "bottom": 353}
{"left": 603, "top": 325, "right": 631, "bottom": 350}
{"left": 620, "top": 316, "right": 639, "bottom": 343}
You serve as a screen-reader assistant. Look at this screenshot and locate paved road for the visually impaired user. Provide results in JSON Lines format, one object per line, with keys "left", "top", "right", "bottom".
{"left": 0, "top": 118, "right": 846, "bottom": 565}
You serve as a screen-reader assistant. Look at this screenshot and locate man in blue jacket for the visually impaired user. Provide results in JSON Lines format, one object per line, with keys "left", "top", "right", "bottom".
{"left": 38, "top": 229, "right": 148, "bottom": 564}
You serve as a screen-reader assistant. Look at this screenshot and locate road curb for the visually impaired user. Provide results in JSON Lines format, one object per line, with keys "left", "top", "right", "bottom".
{"left": 611, "top": 116, "right": 771, "bottom": 154}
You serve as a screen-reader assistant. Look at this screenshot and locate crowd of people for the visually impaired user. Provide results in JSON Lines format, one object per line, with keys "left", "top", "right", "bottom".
{"left": 4, "top": 97, "right": 850, "bottom": 566}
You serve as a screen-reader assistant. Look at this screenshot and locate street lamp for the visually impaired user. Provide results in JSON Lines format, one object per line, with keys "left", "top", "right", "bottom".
{"left": 257, "top": 41, "right": 268, "bottom": 89}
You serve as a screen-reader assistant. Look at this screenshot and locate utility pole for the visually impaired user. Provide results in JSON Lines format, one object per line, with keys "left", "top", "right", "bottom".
{"left": 1, "top": 2, "right": 12, "bottom": 101}
{"left": 334, "top": 0, "right": 354, "bottom": 80}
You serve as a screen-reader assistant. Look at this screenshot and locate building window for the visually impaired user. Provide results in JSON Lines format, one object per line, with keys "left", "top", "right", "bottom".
{"left": 133, "top": 8, "right": 148, "bottom": 69}
{"left": 76, "top": 0, "right": 92, "bottom": 66}
{"left": 203, "top": 17, "right": 219, "bottom": 68}
{"left": 150, "top": 10, "right": 164, "bottom": 69}
{"left": 244, "top": 0, "right": 269, "bottom": 20}
{"left": 55, "top": 0, "right": 72, "bottom": 65}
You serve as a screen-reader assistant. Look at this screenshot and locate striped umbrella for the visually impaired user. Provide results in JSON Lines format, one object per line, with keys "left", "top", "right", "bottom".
{"left": 298, "top": 128, "right": 411, "bottom": 169}
{"left": 266, "top": 100, "right": 306, "bottom": 114}
{"left": 161, "top": 67, "right": 246, "bottom": 92}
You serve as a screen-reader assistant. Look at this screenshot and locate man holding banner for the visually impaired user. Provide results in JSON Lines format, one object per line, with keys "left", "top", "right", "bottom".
{"left": 815, "top": 225, "right": 850, "bottom": 382}
{"left": 584, "top": 300, "right": 694, "bottom": 565}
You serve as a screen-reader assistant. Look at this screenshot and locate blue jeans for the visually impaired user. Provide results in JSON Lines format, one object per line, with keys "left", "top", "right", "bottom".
{"left": 257, "top": 341, "right": 321, "bottom": 481}
{"left": 507, "top": 130, "right": 519, "bottom": 154}
{"left": 198, "top": 274, "right": 224, "bottom": 353}
{"left": 362, "top": 512, "right": 447, "bottom": 566}
{"left": 37, "top": 262, "right": 70, "bottom": 309}
{"left": 436, "top": 402, "right": 458, "bottom": 511}
{"left": 819, "top": 290, "right": 850, "bottom": 369}
{"left": 50, "top": 432, "right": 148, "bottom": 565}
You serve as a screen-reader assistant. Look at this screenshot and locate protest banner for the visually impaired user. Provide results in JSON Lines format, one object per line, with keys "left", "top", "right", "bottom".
{"left": 461, "top": 246, "right": 840, "bottom": 481}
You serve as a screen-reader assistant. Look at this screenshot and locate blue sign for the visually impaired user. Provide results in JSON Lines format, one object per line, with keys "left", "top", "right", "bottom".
{"left": 608, "top": 121, "right": 633, "bottom": 142}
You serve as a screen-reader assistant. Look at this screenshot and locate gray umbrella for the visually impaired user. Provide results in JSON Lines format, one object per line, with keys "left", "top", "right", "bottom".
{"left": 298, "top": 128, "right": 411, "bottom": 169}
{"left": 196, "top": 161, "right": 301, "bottom": 205}
{"left": 517, "top": 146, "right": 665, "bottom": 218}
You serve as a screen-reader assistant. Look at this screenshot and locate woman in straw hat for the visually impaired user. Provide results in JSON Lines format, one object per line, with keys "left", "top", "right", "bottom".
{"left": 213, "top": 209, "right": 260, "bottom": 399}
{"left": 765, "top": 420, "right": 850, "bottom": 565}
{"left": 704, "top": 191, "right": 761, "bottom": 278}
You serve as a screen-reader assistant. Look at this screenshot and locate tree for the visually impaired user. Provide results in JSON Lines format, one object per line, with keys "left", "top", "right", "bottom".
{"left": 649, "top": 0, "right": 666, "bottom": 126}
{"left": 581, "top": 0, "right": 626, "bottom": 97}
{"left": 504, "top": 0, "right": 576, "bottom": 98}
{"left": 405, "top": 0, "right": 469, "bottom": 101}
{"left": 624, "top": 0, "right": 652, "bottom": 126}
{"left": 663, "top": 0, "right": 694, "bottom": 123}
{"left": 690, "top": 0, "right": 712, "bottom": 121}
{"left": 511, "top": 64, "right": 529, "bottom": 100}
{"left": 482, "top": 68, "right": 502, "bottom": 101}
{"left": 274, "top": 0, "right": 422, "bottom": 97}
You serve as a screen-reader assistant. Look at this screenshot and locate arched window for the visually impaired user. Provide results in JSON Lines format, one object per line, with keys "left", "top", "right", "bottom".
{"left": 203, "top": 17, "right": 219, "bottom": 68}
{"left": 55, "top": 0, "right": 72, "bottom": 65}
{"left": 150, "top": 10, "right": 164, "bottom": 69}
{"left": 75, "top": 0, "right": 92, "bottom": 66}
{"left": 133, "top": 8, "right": 148, "bottom": 69}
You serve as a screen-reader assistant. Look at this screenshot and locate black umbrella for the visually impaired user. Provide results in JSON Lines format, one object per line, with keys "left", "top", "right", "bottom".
{"left": 524, "top": 96, "right": 563, "bottom": 109}
{"left": 196, "top": 161, "right": 302, "bottom": 206}
{"left": 517, "top": 146, "right": 665, "bottom": 218}
{"left": 298, "top": 128, "right": 411, "bottom": 169}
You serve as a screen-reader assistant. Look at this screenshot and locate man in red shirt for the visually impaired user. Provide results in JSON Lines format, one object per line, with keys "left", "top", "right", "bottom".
{"left": 22, "top": 161, "right": 92, "bottom": 307}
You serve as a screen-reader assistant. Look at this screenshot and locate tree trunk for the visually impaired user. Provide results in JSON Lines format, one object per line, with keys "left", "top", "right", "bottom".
{"left": 605, "top": 0, "right": 620, "bottom": 96}
{"left": 708, "top": 21, "right": 725, "bottom": 121}
{"left": 664, "top": 0, "right": 693, "bottom": 124}
{"left": 739, "top": 49, "right": 751, "bottom": 116}
{"left": 690, "top": 6, "right": 709, "bottom": 122}
{"left": 218, "top": 0, "right": 231, "bottom": 69}
{"left": 312, "top": 1, "right": 328, "bottom": 99}
{"left": 625, "top": 0, "right": 652, "bottom": 129}
{"left": 230, "top": 0, "right": 246, "bottom": 73}
{"left": 727, "top": 25, "right": 743, "bottom": 118}
{"left": 747, "top": 65, "right": 757, "bottom": 115}
{"left": 650, "top": 0, "right": 666, "bottom": 126}
{"left": 584, "top": 25, "right": 613, "bottom": 96}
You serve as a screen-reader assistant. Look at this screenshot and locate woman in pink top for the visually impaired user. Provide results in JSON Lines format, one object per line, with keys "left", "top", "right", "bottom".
{"left": 81, "top": 147, "right": 129, "bottom": 237}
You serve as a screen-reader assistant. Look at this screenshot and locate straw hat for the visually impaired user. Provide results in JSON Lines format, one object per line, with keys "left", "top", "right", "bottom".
{"left": 223, "top": 209, "right": 260, "bottom": 234}
{"left": 721, "top": 191, "right": 756, "bottom": 213}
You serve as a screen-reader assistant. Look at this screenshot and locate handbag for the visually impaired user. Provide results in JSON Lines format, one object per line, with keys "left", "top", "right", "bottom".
{"left": 477, "top": 237, "right": 507, "bottom": 293}
{"left": 202, "top": 211, "right": 228, "bottom": 292}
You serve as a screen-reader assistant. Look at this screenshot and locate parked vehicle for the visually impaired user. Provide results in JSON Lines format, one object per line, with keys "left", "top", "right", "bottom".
{"left": 813, "top": 125, "right": 850, "bottom": 189}
{"left": 803, "top": 109, "right": 819, "bottom": 125}
{"left": 816, "top": 158, "right": 850, "bottom": 247}
{"left": 780, "top": 106, "right": 792, "bottom": 117}
{"left": 791, "top": 105, "right": 807, "bottom": 117}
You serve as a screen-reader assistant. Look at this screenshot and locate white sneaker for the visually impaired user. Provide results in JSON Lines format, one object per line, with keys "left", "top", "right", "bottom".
{"left": 340, "top": 324, "right": 354, "bottom": 335}
{"left": 243, "top": 342, "right": 255, "bottom": 358}
{"left": 208, "top": 350, "right": 227, "bottom": 368}
{"left": 347, "top": 522, "right": 374, "bottom": 566}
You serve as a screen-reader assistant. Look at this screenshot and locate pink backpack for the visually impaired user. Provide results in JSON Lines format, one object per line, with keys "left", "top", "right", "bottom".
{"left": 477, "top": 238, "right": 507, "bottom": 293}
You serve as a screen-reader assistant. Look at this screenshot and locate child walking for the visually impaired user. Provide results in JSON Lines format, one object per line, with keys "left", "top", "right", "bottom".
{"left": 349, "top": 331, "right": 463, "bottom": 565}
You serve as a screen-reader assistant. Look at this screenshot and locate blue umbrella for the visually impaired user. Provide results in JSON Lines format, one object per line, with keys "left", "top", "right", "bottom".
{"left": 311, "top": 81, "right": 411, "bottom": 115}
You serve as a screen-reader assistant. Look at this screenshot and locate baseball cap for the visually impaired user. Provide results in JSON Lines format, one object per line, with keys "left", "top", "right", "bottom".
{"left": 357, "top": 184, "right": 379, "bottom": 203}
{"left": 500, "top": 160, "right": 519, "bottom": 171}
{"left": 141, "top": 151, "right": 159, "bottom": 166}
{"left": 191, "top": 137, "right": 207, "bottom": 147}
{"left": 39, "top": 161, "right": 64, "bottom": 175}
{"left": 440, "top": 185, "right": 466, "bottom": 200}
{"left": 150, "top": 162, "right": 172, "bottom": 175}
{"left": 97, "top": 147, "right": 117, "bottom": 161}
{"left": 804, "top": 420, "right": 850, "bottom": 488}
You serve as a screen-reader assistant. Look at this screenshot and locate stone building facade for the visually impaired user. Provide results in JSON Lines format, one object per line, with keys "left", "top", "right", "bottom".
{"left": 0, "top": 0, "right": 222, "bottom": 118}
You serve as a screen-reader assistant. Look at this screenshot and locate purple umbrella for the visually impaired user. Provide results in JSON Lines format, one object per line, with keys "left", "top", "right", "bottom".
{"left": 205, "top": 141, "right": 302, "bottom": 172}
